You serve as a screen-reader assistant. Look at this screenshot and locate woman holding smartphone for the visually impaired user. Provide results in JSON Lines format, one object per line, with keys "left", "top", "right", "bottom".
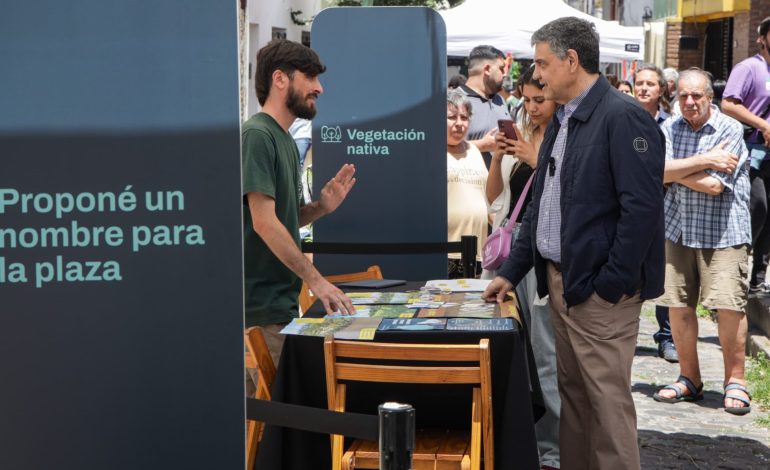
{"left": 484, "top": 65, "right": 554, "bottom": 255}
{"left": 482, "top": 65, "right": 561, "bottom": 470}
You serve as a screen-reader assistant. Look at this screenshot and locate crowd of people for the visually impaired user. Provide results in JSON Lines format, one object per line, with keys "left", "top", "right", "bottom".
{"left": 445, "top": 16, "right": 769, "bottom": 470}
{"left": 242, "top": 13, "right": 770, "bottom": 470}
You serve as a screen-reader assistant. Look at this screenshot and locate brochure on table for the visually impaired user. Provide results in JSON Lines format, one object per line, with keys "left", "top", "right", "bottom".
{"left": 326, "top": 305, "right": 416, "bottom": 318}
{"left": 424, "top": 279, "right": 492, "bottom": 292}
{"left": 317, "top": 280, "right": 518, "bottom": 320}
{"left": 281, "top": 317, "right": 382, "bottom": 340}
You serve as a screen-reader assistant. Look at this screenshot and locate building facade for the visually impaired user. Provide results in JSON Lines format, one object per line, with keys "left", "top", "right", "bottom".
{"left": 652, "top": 0, "right": 768, "bottom": 79}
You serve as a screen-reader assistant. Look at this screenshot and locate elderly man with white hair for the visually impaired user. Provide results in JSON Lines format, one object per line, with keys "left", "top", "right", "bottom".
{"left": 663, "top": 68, "right": 679, "bottom": 100}
{"left": 653, "top": 68, "right": 752, "bottom": 416}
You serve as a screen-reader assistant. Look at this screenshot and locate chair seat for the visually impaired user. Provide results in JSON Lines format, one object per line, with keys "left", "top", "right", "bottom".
{"left": 343, "top": 429, "right": 472, "bottom": 470}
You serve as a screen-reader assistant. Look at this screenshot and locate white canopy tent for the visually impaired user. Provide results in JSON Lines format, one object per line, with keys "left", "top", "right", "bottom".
{"left": 440, "top": 0, "right": 644, "bottom": 63}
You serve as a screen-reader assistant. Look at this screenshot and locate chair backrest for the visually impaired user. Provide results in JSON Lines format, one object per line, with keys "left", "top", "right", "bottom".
{"left": 323, "top": 337, "right": 494, "bottom": 470}
{"left": 300, "top": 236, "right": 477, "bottom": 281}
{"left": 298, "top": 265, "right": 383, "bottom": 314}
{"left": 245, "top": 327, "right": 277, "bottom": 469}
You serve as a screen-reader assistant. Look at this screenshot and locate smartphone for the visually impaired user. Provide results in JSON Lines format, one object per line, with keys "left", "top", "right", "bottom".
{"left": 497, "top": 119, "right": 518, "bottom": 140}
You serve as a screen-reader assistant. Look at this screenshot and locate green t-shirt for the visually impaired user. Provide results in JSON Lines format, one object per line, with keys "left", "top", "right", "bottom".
{"left": 242, "top": 113, "right": 302, "bottom": 326}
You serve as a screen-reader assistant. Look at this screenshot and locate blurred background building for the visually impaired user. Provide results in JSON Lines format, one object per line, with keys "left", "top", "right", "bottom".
{"left": 239, "top": 0, "right": 768, "bottom": 119}
{"left": 570, "top": 0, "right": 765, "bottom": 80}
{"left": 648, "top": 0, "right": 765, "bottom": 79}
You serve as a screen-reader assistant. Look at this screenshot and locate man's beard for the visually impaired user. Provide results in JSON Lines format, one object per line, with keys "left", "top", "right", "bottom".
{"left": 484, "top": 75, "right": 503, "bottom": 96}
{"left": 286, "top": 84, "right": 317, "bottom": 120}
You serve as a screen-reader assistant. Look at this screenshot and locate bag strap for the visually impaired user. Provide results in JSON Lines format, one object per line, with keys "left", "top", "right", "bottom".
{"left": 503, "top": 160, "right": 524, "bottom": 219}
{"left": 503, "top": 172, "right": 535, "bottom": 232}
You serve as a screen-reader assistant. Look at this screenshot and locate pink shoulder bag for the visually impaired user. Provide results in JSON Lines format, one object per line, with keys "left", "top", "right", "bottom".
{"left": 481, "top": 172, "right": 535, "bottom": 271}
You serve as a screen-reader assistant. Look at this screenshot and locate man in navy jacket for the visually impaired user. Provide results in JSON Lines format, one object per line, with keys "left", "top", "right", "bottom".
{"left": 483, "top": 17, "right": 665, "bottom": 470}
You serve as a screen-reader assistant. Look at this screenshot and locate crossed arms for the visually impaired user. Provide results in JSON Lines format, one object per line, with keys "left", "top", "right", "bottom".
{"left": 663, "top": 140, "right": 739, "bottom": 195}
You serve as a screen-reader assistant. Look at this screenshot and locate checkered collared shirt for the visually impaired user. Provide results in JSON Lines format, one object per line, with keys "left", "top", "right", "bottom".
{"left": 661, "top": 106, "right": 751, "bottom": 249}
{"left": 535, "top": 80, "right": 596, "bottom": 262}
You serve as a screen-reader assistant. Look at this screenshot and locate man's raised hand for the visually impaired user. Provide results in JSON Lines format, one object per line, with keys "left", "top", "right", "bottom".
{"left": 318, "top": 163, "right": 356, "bottom": 215}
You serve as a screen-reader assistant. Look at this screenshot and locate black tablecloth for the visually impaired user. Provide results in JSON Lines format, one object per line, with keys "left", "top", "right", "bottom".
{"left": 254, "top": 282, "right": 543, "bottom": 470}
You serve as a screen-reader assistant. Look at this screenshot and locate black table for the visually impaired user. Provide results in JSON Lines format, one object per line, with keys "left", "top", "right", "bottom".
{"left": 254, "top": 282, "right": 543, "bottom": 470}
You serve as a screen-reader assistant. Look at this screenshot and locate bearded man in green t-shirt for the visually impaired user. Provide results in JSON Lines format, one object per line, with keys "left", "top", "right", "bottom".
{"left": 242, "top": 40, "right": 356, "bottom": 365}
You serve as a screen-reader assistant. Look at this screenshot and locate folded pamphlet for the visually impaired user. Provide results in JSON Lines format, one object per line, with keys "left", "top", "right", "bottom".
{"left": 325, "top": 305, "right": 416, "bottom": 319}
{"left": 446, "top": 318, "right": 514, "bottom": 331}
{"left": 378, "top": 318, "right": 447, "bottom": 331}
{"left": 424, "top": 279, "right": 491, "bottom": 292}
{"left": 280, "top": 317, "right": 382, "bottom": 340}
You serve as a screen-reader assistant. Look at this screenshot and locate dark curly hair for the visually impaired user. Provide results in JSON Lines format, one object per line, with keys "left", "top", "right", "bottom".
{"left": 255, "top": 39, "right": 326, "bottom": 106}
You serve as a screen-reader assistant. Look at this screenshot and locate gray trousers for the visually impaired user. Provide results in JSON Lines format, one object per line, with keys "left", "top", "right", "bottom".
{"left": 516, "top": 269, "right": 561, "bottom": 468}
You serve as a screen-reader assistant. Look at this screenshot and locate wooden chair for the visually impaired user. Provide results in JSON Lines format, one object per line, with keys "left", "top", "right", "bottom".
{"left": 298, "top": 265, "right": 383, "bottom": 314}
{"left": 324, "top": 337, "right": 494, "bottom": 470}
{"left": 301, "top": 236, "right": 478, "bottom": 277}
{"left": 245, "top": 327, "right": 277, "bottom": 470}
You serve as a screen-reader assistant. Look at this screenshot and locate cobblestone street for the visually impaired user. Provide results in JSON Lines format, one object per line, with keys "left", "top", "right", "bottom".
{"left": 635, "top": 304, "right": 770, "bottom": 469}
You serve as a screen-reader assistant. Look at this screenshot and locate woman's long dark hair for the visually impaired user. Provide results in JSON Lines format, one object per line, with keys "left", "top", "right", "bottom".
{"left": 516, "top": 65, "right": 546, "bottom": 141}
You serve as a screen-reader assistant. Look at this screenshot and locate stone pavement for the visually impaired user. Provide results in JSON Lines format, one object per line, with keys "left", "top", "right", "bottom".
{"left": 634, "top": 303, "right": 770, "bottom": 469}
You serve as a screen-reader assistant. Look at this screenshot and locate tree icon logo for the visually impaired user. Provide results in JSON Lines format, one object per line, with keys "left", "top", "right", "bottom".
{"left": 321, "top": 126, "right": 342, "bottom": 143}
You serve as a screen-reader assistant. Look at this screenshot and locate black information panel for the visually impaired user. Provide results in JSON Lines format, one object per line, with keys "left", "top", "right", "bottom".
{"left": 312, "top": 7, "right": 448, "bottom": 280}
{"left": 0, "top": 2, "right": 244, "bottom": 468}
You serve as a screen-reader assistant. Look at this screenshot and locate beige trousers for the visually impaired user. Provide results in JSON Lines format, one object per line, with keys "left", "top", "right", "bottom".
{"left": 546, "top": 263, "right": 642, "bottom": 470}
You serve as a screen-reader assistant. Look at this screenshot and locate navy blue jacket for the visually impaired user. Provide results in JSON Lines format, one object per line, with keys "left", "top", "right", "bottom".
{"left": 497, "top": 75, "right": 665, "bottom": 306}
